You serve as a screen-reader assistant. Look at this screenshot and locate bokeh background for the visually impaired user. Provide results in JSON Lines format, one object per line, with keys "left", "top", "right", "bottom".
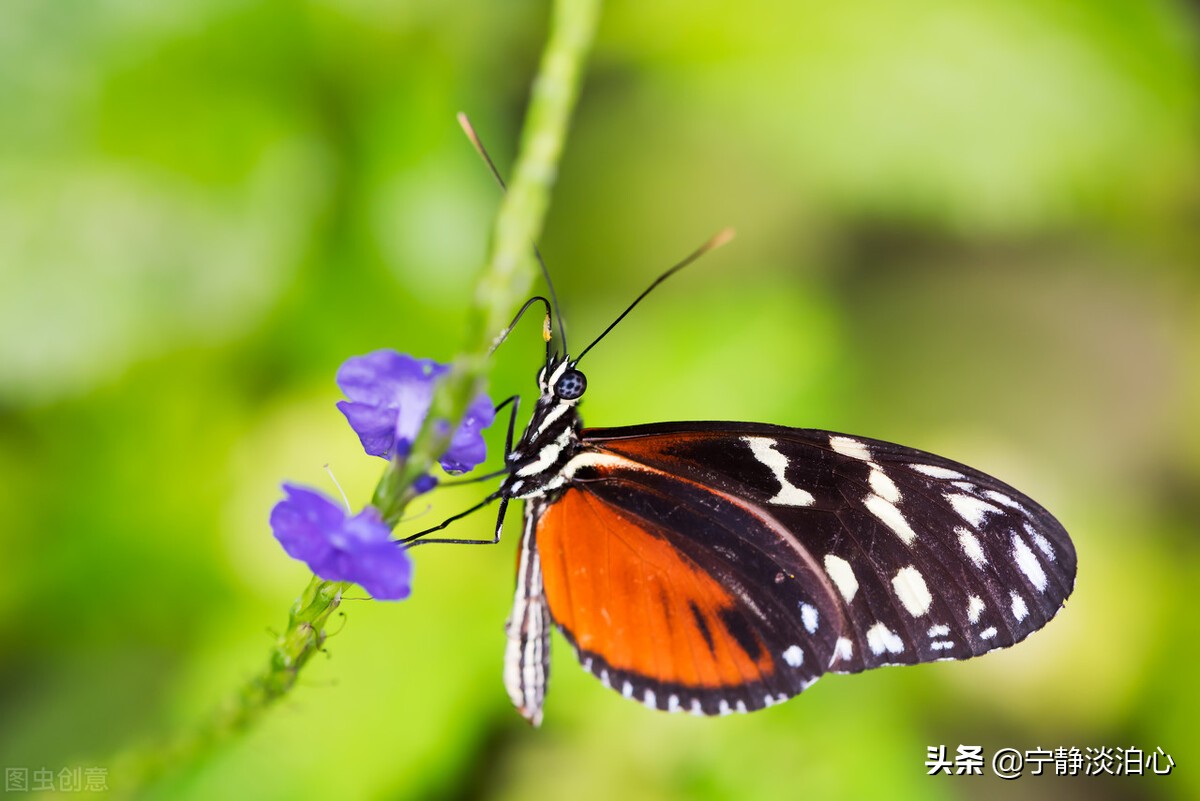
{"left": 2, "top": 1, "right": 1198, "bottom": 799}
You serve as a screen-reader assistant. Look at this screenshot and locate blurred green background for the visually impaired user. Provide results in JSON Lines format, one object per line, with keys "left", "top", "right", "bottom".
{"left": 2, "top": 1, "right": 1198, "bottom": 799}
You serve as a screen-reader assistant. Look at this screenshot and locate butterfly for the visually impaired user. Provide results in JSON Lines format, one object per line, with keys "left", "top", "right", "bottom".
{"left": 421, "top": 119, "right": 1076, "bottom": 725}
{"left": 408, "top": 229, "right": 1076, "bottom": 728}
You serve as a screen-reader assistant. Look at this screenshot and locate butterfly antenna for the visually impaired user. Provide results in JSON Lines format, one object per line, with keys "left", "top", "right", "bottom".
{"left": 458, "top": 112, "right": 568, "bottom": 355}
{"left": 574, "top": 227, "right": 736, "bottom": 364}
{"left": 490, "top": 295, "right": 553, "bottom": 365}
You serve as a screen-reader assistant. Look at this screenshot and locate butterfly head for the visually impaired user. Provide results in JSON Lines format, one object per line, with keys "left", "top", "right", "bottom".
{"left": 502, "top": 354, "right": 587, "bottom": 500}
{"left": 538, "top": 355, "right": 587, "bottom": 403}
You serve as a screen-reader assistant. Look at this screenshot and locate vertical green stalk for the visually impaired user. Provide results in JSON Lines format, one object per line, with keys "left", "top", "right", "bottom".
{"left": 99, "top": 0, "right": 600, "bottom": 797}
{"left": 396, "top": 0, "right": 600, "bottom": 499}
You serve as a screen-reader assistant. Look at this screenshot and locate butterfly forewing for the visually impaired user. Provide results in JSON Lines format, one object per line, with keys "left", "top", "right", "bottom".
{"left": 575, "top": 423, "right": 1076, "bottom": 678}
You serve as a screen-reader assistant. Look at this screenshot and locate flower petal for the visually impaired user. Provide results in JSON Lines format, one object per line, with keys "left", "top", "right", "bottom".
{"left": 336, "top": 400, "right": 400, "bottom": 458}
{"left": 340, "top": 505, "right": 393, "bottom": 547}
{"left": 269, "top": 484, "right": 343, "bottom": 564}
{"left": 269, "top": 486, "right": 410, "bottom": 600}
{"left": 440, "top": 393, "right": 497, "bottom": 474}
{"left": 335, "top": 349, "right": 496, "bottom": 489}
{"left": 344, "top": 542, "right": 413, "bottom": 601}
{"left": 337, "top": 350, "right": 448, "bottom": 461}
{"left": 336, "top": 350, "right": 445, "bottom": 407}
{"left": 392, "top": 376, "right": 437, "bottom": 453}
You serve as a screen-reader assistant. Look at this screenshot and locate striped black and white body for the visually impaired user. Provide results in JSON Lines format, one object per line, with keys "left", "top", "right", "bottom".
{"left": 500, "top": 358, "right": 585, "bottom": 502}
{"left": 497, "top": 354, "right": 1076, "bottom": 726}
{"left": 499, "top": 357, "right": 585, "bottom": 724}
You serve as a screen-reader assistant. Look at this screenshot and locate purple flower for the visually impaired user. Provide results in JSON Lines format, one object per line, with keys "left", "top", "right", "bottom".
{"left": 270, "top": 484, "right": 412, "bottom": 600}
{"left": 335, "top": 350, "right": 495, "bottom": 487}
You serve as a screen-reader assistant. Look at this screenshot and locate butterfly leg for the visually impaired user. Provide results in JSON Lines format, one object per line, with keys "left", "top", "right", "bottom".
{"left": 497, "top": 393, "right": 521, "bottom": 458}
{"left": 399, "top": 492, "right": 504, "bottom": 546}
{"left": 397, "top": 394, "right": 524, "bottom": 545}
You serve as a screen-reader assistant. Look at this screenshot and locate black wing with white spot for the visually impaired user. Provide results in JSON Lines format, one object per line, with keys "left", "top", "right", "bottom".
{"left": 581, "top": 422, "right": 1076, "bottom": 678}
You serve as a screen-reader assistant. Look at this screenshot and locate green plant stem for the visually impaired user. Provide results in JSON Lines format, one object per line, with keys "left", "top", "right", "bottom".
{"left": 235, "top": 576, "right": 350, "bottom": 716}
{"left": 103, "top": 0, "right": 601, "bottom": 795}
{"left": 394, "top": 0, "right": 600, "bottom": 515}
{"left": 99, "top": 577, "right": 350, "bottom": 799}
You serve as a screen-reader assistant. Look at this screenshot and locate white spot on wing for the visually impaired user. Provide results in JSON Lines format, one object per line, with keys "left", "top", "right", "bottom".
{"left": 957, "top": 527, "right": 987, "bottom": 568}
{"left": 1027, "top": 524, "right": 1056, "bottom": 561}
{"left": 689, "top": 698, "right": 703, "bottom": 716}
{"left": 718, "top": 699, "right": 732, "bottom": 716}
{"left": 1010, "top": 592, "right": 1029, "bottom": 622}
{"left": 830, "top": 435, "right": 872, "bottom": 461}
{"left": 930, "top": 640, "right": 955, "bottom": 651}
{"left": 891, "top": 566, "right": 933, "bottom": 617}
{"left": 742, "top": 436, "right": 816, "bottom": 506}
{"left": 800, "top": 603, "right": 819, "bottom": 634}
{"left": 668, "top": 694, "right": 680, "bottom": 712}
{"left": 865, "top": 494, "right": 917, "bottom": 545}
{"left": 835, "top": 637, "right": 854, "bottom": 661}
{"left": 910, "top": 463, "right": 965, "bottom": 480}
{"left": 947, "top": 493, "right": 1003, "bottom": 528}
{"left": 869, "top": 468, "right": 901, "bottom": 503}
{"left": 823, "top": 554, "right": 859, "bottom": 603}
{"left": 984, "top": 489, "right": 1026, "bottom": 512}
{"left": 782, "top": 645, "right": 804, "bottom": 667}
{"left": 644, "top": 689, "right": 657, "bottom": 709}
{"left": 928, "top": 624, "right": 950, "bottom": 637}
{"left": 980, "top": 626, "right": 998, "bottom": 640}
{"left": 622, "top": 681, "right": 634, "bottom": 699}
{"left": 1012, "top": 534, "right": 1048, "bottom": 592}
{"left": 866, "top": 622, "right": 905, "bottom": 655}
{"left": 967, "top": 594, "right": 985, "bottom": 623}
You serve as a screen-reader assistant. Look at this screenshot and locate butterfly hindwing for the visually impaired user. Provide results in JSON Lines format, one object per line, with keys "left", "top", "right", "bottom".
{"left": 533, "top": 467, "right": 843, "bottom": 714}
{"left": 573, "top": 423, "right": 1076, "bottom": 677}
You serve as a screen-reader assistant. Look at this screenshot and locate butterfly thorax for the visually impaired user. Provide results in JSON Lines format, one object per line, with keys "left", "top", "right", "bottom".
{"left": 500, "top": 356, "right": 586, "bottom": 501}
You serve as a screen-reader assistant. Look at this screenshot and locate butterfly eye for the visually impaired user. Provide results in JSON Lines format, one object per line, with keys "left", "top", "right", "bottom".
{"left": 554, "top": 369, "right": 587, "bottom": 400}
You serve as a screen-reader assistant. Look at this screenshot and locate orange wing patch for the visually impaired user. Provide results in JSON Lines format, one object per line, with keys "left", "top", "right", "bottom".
{"left": 537, "top": 487, "right": 778, "bottom": 691}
